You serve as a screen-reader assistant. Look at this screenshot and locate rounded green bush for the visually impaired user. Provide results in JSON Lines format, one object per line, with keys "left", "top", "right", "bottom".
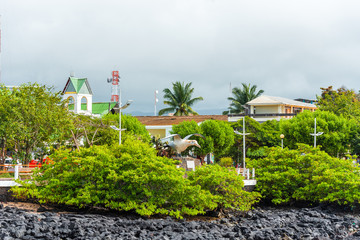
{"left": 248, "top": 144, "right": 360, "bottom": 205}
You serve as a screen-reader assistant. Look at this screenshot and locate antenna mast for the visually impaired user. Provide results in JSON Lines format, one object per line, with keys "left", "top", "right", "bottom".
{"left": 107, "top": 71, "right": 120, "bottom": 102}
{"left": 0, "top": 15, "right": 2, "bottom": 83}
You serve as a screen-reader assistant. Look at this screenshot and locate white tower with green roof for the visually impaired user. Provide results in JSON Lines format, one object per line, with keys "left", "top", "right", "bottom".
{"left": 62, "top": 77, "right": 93, "bottom": 114}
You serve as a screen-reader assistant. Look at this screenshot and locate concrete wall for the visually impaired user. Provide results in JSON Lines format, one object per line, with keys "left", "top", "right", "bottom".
{"left": 147, "top": 129, "right": 166, "bottom": 139}
{"left": 256, "top": 105, "right": 280, "bottom": 114}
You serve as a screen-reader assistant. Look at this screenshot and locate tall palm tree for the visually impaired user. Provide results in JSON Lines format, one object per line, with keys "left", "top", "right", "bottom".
{"left": 223, "top": 83, "right": 264, "bottom": 115}
{"left": 159, "top": 82, "right": 204, "bottom": 116}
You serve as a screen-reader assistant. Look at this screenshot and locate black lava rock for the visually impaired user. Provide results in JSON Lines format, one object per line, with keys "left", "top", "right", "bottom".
{"left": 0, "top": 204, "right": 359, "bottom": 239}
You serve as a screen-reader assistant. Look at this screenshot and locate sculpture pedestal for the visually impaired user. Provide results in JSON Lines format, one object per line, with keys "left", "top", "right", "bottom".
{"left": 173, "top": 156, "right": 201, "bottom": 171}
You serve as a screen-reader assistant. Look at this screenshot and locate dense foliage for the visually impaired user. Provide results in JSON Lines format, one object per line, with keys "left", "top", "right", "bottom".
{"left": 12, "top": 137, "right": 258, "bottom": 218}
{"left": 248, "top": 145, "right": 360, "bottom": 205}
{"left": 317, "top": 86, "right": 360, "bottom": 119}
{"left": 188, "top": 164, "right": 260, "bottom": 212}
{"left": 316, "top": 86, "right": 360, "bottom": 155}
{"left": 12, "top": 137, "right": 215, "bottom": 218}
{"left": 171, "top": 120, "right": 234, "bottom": 160}
{"left": 158, "top": 81, "right": 203, "bottom": 116}
{"left": 0, "top": 83, "right": 72, "bottom": 162}
{"left": 228, "top": 117, "right": 279, "bottom": 165}
{"left": 96, "top": 113, "right": 151, "bottom": 145}
{"left": 279, "top": 110, "right": 355, "bottom": 157}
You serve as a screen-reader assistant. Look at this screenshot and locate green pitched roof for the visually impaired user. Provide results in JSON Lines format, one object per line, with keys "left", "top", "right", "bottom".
{"left": 63, "top": 77, "right": 93, "bottom": 95}
{"left": 68, "top": 102, "right": 117, "bottom": 116}
{"left": 91, "top": 102, "right": 117, "bottom": 115}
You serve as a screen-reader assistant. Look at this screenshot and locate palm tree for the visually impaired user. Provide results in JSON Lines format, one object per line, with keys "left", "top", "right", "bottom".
{"left": 223, "top": 83, "right": 264, "bottom": 115}
{"left": 159, "top": 82, "right": 204, "bottom": 116}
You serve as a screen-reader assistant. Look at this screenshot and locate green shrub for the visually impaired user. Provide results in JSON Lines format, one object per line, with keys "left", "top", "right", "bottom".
{"left": 11, "top": 137, "right": 216, "bottom": 218}
{"left": 0, "top": 173, "right": 13, "bottom": 178}
{"left": 219, "top": 157, "right": 233, "bottom": 167}
{"left": 248, "top": 144, "right": 360, "bottom": 205}
{"left": 188, "top": 164, "right": 260, "bottom": 212}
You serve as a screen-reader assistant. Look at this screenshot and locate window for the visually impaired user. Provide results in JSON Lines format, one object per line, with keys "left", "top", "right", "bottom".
{"left": 81, "top": 97, "right": 87, "bottom": 110}
{"left": 67, "top": 96, "right": 75, "bottom": 110}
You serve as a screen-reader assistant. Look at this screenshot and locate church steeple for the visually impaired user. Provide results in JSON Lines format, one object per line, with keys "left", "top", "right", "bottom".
{"left": 62, "top": 76, "right": 93, "bottom": 114}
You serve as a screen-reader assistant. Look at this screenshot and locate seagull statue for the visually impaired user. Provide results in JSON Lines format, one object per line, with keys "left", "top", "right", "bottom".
{"left": 161, "top": 133, "right": 205, "bottom": 155}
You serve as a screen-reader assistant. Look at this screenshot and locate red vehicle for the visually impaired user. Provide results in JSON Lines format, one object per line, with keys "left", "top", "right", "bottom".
{"left": 29, "top": 157, "right": 53, "bottom": 168}
{"left": 29, "top": 159, "right": 42, "bottom": 168}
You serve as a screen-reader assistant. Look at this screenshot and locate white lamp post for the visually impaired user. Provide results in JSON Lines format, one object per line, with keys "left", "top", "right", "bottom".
{"left": 310, "top": 118, "right": 323, "bottom": 148}
{"left": 154, "top": 90, "right": 159, "bottom": 116}
{"left": 280, "top": 134, "right": 284, "bottom": 149}
{"left": 234, "top": 117, "right": 250, "bottom": 169}
{"left": 110, "top": 81, "right": 133, "bottom": 145}
{"left": 110, "top": 100, "right": 132, "bottom": 145}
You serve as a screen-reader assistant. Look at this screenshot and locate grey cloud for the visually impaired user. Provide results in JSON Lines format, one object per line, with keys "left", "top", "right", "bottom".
{"left": 2, "top": 0, "right": 360, "bottom": 114}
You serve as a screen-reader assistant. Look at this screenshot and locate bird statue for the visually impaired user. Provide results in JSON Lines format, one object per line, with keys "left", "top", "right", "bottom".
{"left": 161, "top": 133, "right": 205, "bottom": 156}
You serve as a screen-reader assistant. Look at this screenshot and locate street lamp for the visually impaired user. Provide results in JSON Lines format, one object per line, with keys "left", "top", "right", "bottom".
{"left": 280, "top": 134, "right": 284, "bottom": 149}
{"left": 234, "top": 117, "right": 250, "bottom": 169}
{"left": 154, "top": 90, "right": 159, "bottom": 116}
{"left": 110, "top": 100, "right": 133, "bottom": 145}
{"left": 310, "top": 118, "right": 323, "bottom": 148}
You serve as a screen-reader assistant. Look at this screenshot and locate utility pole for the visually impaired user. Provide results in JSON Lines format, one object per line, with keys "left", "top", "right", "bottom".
{"left": 154, "top": 90, "right": 158, "bottom": 116}
{"left": 109, "top": 71, "right": 133, "bottom": 145}
{"left": 234, "top": 117, "right": 250, "bottom": 169}
{"left": 310, "top": 118, "right": 323, "bottom": 148}
{"left": 0, "top": 15, "right": 2, "bottom": 83}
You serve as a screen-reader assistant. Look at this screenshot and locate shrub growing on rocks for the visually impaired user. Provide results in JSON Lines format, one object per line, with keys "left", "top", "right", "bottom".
{"left": 12, "top": 137, "right": 216, "bottom": 218}
{"left": 248, "top": 144, "right": 360, "bottom": 205}
{"left": 188, "top": 164, "right": 260, "bottom": 212}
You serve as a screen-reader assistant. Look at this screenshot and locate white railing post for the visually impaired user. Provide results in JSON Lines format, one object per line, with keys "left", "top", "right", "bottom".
{"left": 14, "top": 165, "right": 19, "bottom": 180}
{"left": 252, "top": 168, "right": 255, "bottom": 179}
{"left": 247, "top": 169, "right": 250, "bottom": 180}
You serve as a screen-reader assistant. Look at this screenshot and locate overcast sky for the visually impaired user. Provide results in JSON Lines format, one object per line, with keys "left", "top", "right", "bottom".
{"left": 1, "top": 0, "right": 360, "bottom": 115}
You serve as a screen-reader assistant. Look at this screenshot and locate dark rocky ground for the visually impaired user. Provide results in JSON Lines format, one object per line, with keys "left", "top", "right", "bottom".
{"left": 1, "top": 203, "right": 360, "bottom": 239}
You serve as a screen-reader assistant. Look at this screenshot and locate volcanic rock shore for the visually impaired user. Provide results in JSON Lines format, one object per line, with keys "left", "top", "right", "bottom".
{"left": 1, "top": 204, "right": 360, "bottom": 239}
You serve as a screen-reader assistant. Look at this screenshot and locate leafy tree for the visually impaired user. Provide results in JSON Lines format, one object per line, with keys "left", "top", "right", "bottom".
{"left": 68, "top": 114, "right": 107, "bottom": 150}
{"left": 229, "top": 117, "right": 280, "bottom": 165}
{"left": 317, "top": 86, "right": 360, "bottom": 119}
{"left": 2, "top": 83, "right": 72, "bottom": 163}
{"left": 97, "top": 113, "right": 151, "bottom": 146}
{"left": 219, "top": 157, "right": 233, "bottom": 167}
{"left": 159, "top": 82, "right": 203, "bottom": 116}
{"left": 248, "top": 145, "right": 360, "bottom": 206}
{"left": 0, "top": 85, "right": 18, "bottom": 160}
{"left": 171, "top": 120, "right": 234, "bottom": 160}
{"left": 280, "top": 110, "right": 355, "bottom": 157}
{"left": 317, "top": 86, "right": 360, "bottom": 154}
{"left": 223, "top": 83, "right": 264, "bottom": 115}
{"left": 68, "top": 113, "right": 151, "bottom": 149}
{"left": 200, "top": 120, "right": 234, "bottom": 158}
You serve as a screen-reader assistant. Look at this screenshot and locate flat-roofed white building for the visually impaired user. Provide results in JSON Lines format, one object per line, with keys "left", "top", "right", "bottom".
{"left": 229, "top": 95, "right": 317, "bottom": 122}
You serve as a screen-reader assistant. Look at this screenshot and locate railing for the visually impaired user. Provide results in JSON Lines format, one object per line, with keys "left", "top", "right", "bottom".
{"left": 236, "top": 168, "right": 255, "bottom": 180}
{"left": 0, "top": 164, "right": 37, "bottom": 180}
{"left": 229, "top": 113, "right": 297, "bottom": 117}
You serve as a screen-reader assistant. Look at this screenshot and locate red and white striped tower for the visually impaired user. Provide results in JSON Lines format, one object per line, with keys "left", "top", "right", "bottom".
{"left": 110, "top": 71, "right": 120, "bottom": 102}
{"left": 0, "top": 15, "right": 2, "bottom": 83}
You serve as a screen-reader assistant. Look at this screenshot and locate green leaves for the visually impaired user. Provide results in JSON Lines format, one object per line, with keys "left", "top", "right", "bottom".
{"left": 188, "top": 164, "right": 260, "bottom": 212}
{"left": 171, "top": 120, "right": 234, "bottom": 159}
{"left": 11, "top": 138, "right": 213, "bottom": 218}
{"left": 0, "top": 83, "right": 72, "bottom": 162}
{"left": 223, "top": 83, "right": 264, "bottom": 115}
{"left": 279, "top": 110, "right": 355, "bottom": 157}
{"left": 159, "top": 82, "right": 203, "bottom": 116}
{"left": 249, "top": 145, "right": 360, "bottom": 206}
{"left": 12, "top": 137, "right": 260, "bottom": 218}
